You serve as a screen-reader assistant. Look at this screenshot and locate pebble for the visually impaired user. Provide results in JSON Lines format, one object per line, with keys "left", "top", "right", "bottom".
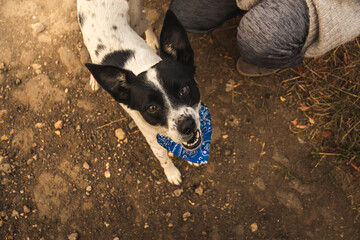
{"left": 224, "top": 149, "right": 232, "bottom": 157}
{"left": 86, "top": 186, "right": 92, "bottom": 192}
{"left": 254, "top": 177, "right": 266, "bottom": 191}
{"left": 0, "top": 63, "right": 5, "bottom": 71}
{"left": 195, "top": 185, "right": 204, "bottom": 195}
{"left": 83, "top": 161, "right": 90, "bottom": 170}
{"left": 225, "top": 80, "right": 235, "bottom": 92}
{"left": 31, "top": 63, "right": 41, "bottom": 70}
{"left": 0, "top": 210, "right": 6, "bottom": 218}
{"left": 11, "top": 210, "right": 19, "bottom": 218}
{"left": 76, "top": 125, "right": 81, "bottom": 131}
{"left": 15, "top": 78, "right": 22, "bottom": 85}
{"left": 0, "top": 163, "right": 13, "bottom": 174}
{"left": 113, "top": 238, "right": 120, "bottom": 240}
{"left": 31, "top": 22, "right": 45, "bottom": 33}
{"left": 23, "top": 205, "right": 31, "bottom": 214}
{"left": 54, "top": 120, "right": 64, "bottom": 129}
{"left": 250, "top": 222, "right": 258, "bottom": 232}
{"left": 182, "top": 212, "right": 191, "bottom": 221}
{"left": 275, "top": 191, "right": 303, "bottom": 214}
{"left": 67, "top": 232, "right": 78, "bottom": 240}
{"left": 174, "top": 188, "right": 183, "bottom": 197}
{"left": 128, "top": 120, "right": 137, "bottom": 130}
{"left": 104, "top": 170, "right": 111, "bottom": 178}
{"left": 115, "top": 128, "right": 126, "bottom": 140}
{"left": 55, "top": 130, "right": 61, "bottom": 136}
{"left": 271, "top": 151, "right": 289, "bottom": 166}
{"left": 35, "top": 123, "right": 46, "bottom": 128}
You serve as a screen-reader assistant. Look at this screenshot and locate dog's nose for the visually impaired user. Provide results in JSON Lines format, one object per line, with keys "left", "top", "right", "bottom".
{"left": 178, "top": 117, "right": 196, "bottom": 135}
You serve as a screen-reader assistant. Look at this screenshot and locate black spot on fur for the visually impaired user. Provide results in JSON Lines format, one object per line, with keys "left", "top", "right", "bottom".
{"left": 78, "top": 12, "right": 85, "bottom": 27}
{"left": 112, "top": 25, "right": 118, "bottom": 30}
{"left": 95, "top": 44, "right": 106, "bottom": 57}
{"left": 102, "top": 50, "right": 135, "bottom": 69}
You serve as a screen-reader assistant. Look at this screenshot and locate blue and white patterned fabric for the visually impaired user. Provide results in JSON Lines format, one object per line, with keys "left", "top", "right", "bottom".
{"left": 156, "top": 103, "right": 212, "bottom": 164}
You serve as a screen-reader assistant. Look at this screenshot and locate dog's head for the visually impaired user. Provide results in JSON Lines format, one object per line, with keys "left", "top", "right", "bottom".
{"left": 86, "top": 10, "right": 202, "bottom": 149}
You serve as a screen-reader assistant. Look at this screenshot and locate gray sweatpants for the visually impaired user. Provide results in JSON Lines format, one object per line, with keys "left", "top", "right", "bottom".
{"left": 170, "top": 0, "right": 309, "bottom": 69}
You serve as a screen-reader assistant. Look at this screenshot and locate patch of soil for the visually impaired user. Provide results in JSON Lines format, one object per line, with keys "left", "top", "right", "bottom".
{"left": 0, "top": 0, "right": 359, "bottom": 239}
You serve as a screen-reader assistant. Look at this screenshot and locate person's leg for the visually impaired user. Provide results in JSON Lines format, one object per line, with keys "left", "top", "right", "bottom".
{"left": 237, "top": 0, "right": 309, "bottom": 75}
{"left": 169, "top": 0, "right": 241, "bottom": 33}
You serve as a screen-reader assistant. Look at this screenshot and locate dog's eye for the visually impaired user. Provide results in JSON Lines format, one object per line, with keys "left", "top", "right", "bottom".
{"left": 179, "top": 86, "right": 189, "bottom": 96}
{"left": 147, "top": 105, "right": 158, "bottom": 113}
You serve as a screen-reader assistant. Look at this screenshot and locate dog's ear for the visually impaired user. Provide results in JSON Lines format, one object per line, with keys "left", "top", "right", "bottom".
{"left": 160, "top": 10, "right": 194, "bottom": 67}
{"left": 85, "top": 63, "right": 131, "bottom": 103}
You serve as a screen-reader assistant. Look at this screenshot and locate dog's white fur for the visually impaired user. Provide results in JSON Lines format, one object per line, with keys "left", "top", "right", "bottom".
{"left": 77, "top": 0, "right": 200, "bottom": 185}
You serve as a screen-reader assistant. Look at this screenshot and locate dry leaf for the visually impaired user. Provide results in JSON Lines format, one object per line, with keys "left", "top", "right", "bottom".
{"left": 298, "top": 106, "right": 310, "bottom": 111}
{"left": 321, "top": 130, "right": 332, "bottom": 138}
{"left": 291, "top": 118, "right": 298, "bottom": 126}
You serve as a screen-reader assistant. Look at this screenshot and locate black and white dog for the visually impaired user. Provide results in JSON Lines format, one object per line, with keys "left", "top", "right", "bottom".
{"left": 77, "top": 0, "right": 201, "bottom": 185}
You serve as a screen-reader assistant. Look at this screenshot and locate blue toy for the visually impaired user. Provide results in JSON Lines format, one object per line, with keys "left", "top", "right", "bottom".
{"left": 157, "top": 102, "right": 212, "bottom": 164}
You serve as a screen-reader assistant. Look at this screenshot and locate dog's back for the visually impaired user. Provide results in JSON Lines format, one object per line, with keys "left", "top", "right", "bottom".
{"left": 77, "top": 0, "right": 161, "bottom": 75}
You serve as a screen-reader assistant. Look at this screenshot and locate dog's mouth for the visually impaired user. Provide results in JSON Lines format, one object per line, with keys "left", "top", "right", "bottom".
{"left": 182, "top": 129, "right": 202, "bottom": 150}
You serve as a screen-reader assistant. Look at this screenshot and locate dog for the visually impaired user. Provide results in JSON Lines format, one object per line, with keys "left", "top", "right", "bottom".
{"left": 77, "top": 0, "right": 201, "bottom": 185}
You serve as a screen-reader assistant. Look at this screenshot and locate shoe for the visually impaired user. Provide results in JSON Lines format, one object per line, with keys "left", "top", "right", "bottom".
{"left": 236, "top": 58, "right": 279, "bottom": 77}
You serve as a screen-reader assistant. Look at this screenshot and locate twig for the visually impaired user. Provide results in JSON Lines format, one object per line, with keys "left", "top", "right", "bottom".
{"left": 257, "top": 142, "right": 266, "bottom": 172}
{"left": 341, "top": 120, "right": 360, "bottom": 143}
{"left": 97, "top": 118, "right": 126, "bottom": 129}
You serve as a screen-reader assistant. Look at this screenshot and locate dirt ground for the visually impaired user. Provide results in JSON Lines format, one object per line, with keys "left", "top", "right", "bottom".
{"left": 1, "top": 0, "right": 359, "bottom": 239}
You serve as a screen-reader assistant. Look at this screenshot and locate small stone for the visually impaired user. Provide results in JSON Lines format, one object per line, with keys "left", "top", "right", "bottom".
{"left": 174, "top": 188, "right": 183, "bottom": 197}
{"left": 0, "top": 163, "right": 12, "bottom": 173}
{"left": 35, "top": 123, "right": 45, "bottom": 128}
{"left": 195, "top": 185, "right": 204, "bottom": 195}
{"left": 27, "top": 158, "right": 33, "bottom": 165}
{"left": 67, "top": 232, "right": 78, "bottom": 240}
{"left": 55, "top": 130, "right": 61, "bottom": 136}
{"left": 254, "top": 177, "right": 266, "bottom": 191}
{"left": 168, "top": 223, "right": 173, "bottom": 227}
{"left": 224, "top": 149, "right": 231, "bottom": 157}
{"left": 272, "top": 151, "right": 289, "bottom": 166}
{"left": 1, "top": 135, "right": 9, "bottom": 141}
{"left": 128, "top": 120, "right": 137, "bottom": 130}
{"left": 250, "top": 223, "right": 258, "bottom": 232}
{"left": 31, "top": 23, "right": 45, "bottom": 33}
{"left": 115, "top": 128, "right": 126, "bottom": 140}
{"left": 15, "top": 78, "right": 22, "bottom": 85}
{"left": 0, "top": 210, "right": 6, "bottom": 218}
{"left": 86, "top": 186, "right": 92, "bottom": 192}
{"left": 0, "top": 63, "right": 5, "bottom": 71}
{"left": 31, "top": 63, "right": 41, "bottom": 70}
{"left": 83, "top": 162, "right": 90, "bottom": 169}
{"left": 144, "top": 223, "right": 149, "bottom": 229}
{"left": 201, "top": 231, "right": 207, "bottom": 236}
{"left": 222, "top": 134, "right": 229, "bottom": 139}
{"left": 23, "top": 205, "right": 31, "bottom": 214}
{"left": 104, "top": 170, "right": 111, "bottom": 178}
{"left": 225, "top": 80, "right": 235, "bottom": 92}
{"left": 54, "top": 120, "right": 63, "bottom": 129}
{"left": 113, "top": 238, "right": 120, "bottom": 240}
{"left": 182, "top": 212, "right": 191, "bottom": 221}
{"left": 11, "top": 210, "right": 19, "bottom": 218}
{"left": 0, "top": 220, "right": 3, "bottom": 227}
{"left": 76, "top": 125, "right": 81, "bottom": 131}
{"left": 275, "top": 191, "right": 303, "bottom": 214}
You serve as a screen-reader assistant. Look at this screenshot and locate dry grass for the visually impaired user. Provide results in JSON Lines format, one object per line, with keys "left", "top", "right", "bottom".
{"left": 281, "top": 37, "right": 360, "bottom": 172}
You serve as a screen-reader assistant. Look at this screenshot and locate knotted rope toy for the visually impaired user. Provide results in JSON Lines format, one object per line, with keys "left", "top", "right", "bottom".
{"left": 157, "top": 103, "right": 212, "bottom": 164}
